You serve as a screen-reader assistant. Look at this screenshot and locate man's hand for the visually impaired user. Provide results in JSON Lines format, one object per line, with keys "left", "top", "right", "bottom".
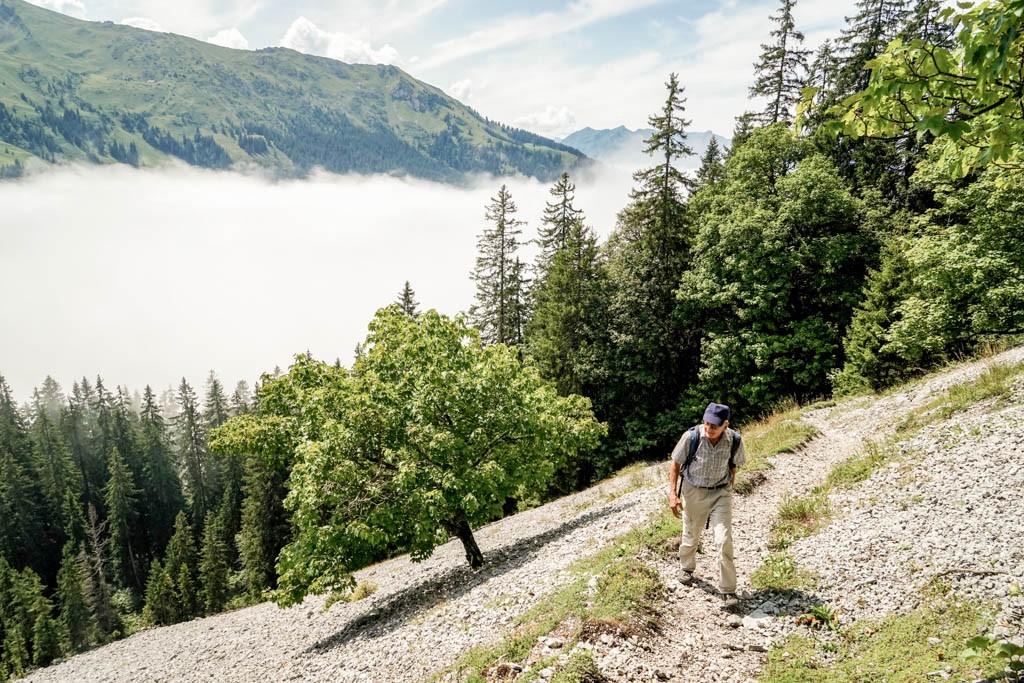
{"left": 669, "top": 492, "right": 682, "bottom": 518}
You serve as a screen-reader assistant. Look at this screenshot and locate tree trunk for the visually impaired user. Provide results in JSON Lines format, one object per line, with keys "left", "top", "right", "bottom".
{"left": 445, "top": 511, "right": 484, "bottom": 569}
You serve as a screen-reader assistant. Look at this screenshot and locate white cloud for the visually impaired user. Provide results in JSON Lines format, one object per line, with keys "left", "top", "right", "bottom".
{"left": 25, "top": 0, "right": 86, "bottom": 19}
{"left": 513, "top": 106, "right": 577, "bottom": 139}
{"left": 419, "top": 0, "right": 668, "bottom": 69}
{"left": 447, "top": 78, "right": 473, "bottom": 103}
{"left": 279, "top": 17, "right": 401, "bottom": 65}
{"left": 119, "top": 16, "right": 165, "bottom": 32}
{"left": 0, "top": 164, "right": 633, "bottom": 404}
{"left": 207, "top": 27, "right": 250, "bottom": 50}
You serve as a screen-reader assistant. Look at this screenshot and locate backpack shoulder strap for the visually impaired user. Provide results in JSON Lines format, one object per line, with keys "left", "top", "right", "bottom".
{"left": 728, "top": 429, "right": 741, "bottom": 467}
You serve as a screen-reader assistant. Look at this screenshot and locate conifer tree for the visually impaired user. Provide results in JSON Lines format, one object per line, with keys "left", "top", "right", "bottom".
{"left": 80, "top": 505, "right": 118, "bottom": 638}
{"left": 469, "top": 185, "right": 528, "bottom": 346}
{"left": 205, "top": 372, "right": 241, "bottom": 546}
{"left": 56, "top": 541, "right": 95, "bottom": 652}
{"left": 163, "top": 511, "right": 198, "bottom": 622}
{"left": 836, "top": 0, "right": 910, "bottom": 98}
{"left": 103, "top": 447, "right": 140, "bottom": 589}
{"left": 237, "top": 455, "right": 288, "bottom": 599}
{"left": 138, "top": 386, "right": 184, "bottom": 558}
{"left": 175, "top": 379, "right": 216, "bottom": 529}
{"left": 199, "top": 510, "right": 230, "bottom": 614}
{"left": 29, "top": 404, "right": 82, "bottom": 573}
{"left": 598, "top": 73, "right": 698, "bottom": 464}
{"left": 64, "top": 378, "right": 102, "bottom": 513}
{"left": 535, "top": 173, "right": 584, "bottom": 274}
{"left": 141, "top": 558, "right": 176, "bottom": 625}
{"left": 694, "top": 136, "right": 727, "bottom": 190}
{"left": 749, "top": 0, "right": 811, "bottom": 125}
{"left": 395, "top": 281, "right": 420, "bottom": 318}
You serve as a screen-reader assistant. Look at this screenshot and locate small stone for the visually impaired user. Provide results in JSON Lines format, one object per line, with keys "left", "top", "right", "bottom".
{"left": 727, "top": 615, "right": 743, "bottom": 628}
{"left": 748, "top": 643, "right": 768, "bottom": 653}
{"left": 545, "top": 637, "right": 564, "bottom": 649}
{"left": 928, "top": 637, "right": 942, "bottom": 646}
{"left": 539, "top": 667, "right": 555, "bottom": 679}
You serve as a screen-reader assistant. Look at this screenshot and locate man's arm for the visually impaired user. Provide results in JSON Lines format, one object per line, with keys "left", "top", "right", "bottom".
{"left": 669, "top": 460, "right": 682, "bottom": 518}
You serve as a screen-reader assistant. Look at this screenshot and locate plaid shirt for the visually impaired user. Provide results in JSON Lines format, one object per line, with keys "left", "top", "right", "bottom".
{"left": 671, "top": 425, "right": 746, "bottom": 488}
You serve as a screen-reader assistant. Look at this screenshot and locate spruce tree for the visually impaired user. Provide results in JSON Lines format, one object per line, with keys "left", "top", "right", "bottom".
{"left": 80, "top": 505, "right": 117, "bottom": 638}
{"left": 56, "top": 541, "right": 95, "bottom": 651}
{"left": 138, "top": 386, "right": 184, "bottom": 559}
{"left": 237, "top": 455, "right": 288, "bottom": 599}
{"left": 535, "top": 172, "right": 584, "bottom": 275}
{"left": 598, "top": 73, "right": 698, "bottom": 464}
{"left": 394, "top": 281, "right": 420, "bottom": 318}
{"left": 749, "top": 0, "right": 811, "bottom": 125}
{"left": 469, "top": 185, "right": 528, "bottom": 346}
{"left": 175, "top": 379, "right": 216, "bottom": 530}
{"left": 163, "top": 511, "right": 198, "bottom": 622}
{"left": 694, "top": 136, "right": 727, "bottom": 190}
{"left": 103, "top": 447, "right": 140, "bottom": 589}
{"left": 198, "top": 510, "right": 230, "bottom": 614}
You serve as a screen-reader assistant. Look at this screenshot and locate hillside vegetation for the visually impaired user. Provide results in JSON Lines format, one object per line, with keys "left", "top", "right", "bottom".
{"left": 0, "top": 0, "right": 584, "bottom": 180}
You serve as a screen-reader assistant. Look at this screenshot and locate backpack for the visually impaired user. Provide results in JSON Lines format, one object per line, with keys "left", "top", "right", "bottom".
{"left": 675, "top": 425, "right": 742, "bottom": 497}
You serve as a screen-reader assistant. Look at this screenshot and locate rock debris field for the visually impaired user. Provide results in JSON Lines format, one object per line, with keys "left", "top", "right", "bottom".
{"left": 21, "top": 347, "right": 1024, "bottom": 683}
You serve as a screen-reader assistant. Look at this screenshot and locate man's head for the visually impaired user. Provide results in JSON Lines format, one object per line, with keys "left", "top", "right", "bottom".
{"left": 702, "top": 402, "right": 730, "bottom": 430}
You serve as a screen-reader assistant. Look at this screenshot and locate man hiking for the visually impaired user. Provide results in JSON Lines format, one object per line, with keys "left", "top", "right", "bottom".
{"left": 668, "top": 402, "right": 746, "bottom": 608}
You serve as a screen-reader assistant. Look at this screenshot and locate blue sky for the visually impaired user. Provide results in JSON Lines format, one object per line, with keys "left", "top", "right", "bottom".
{"left": 27, "top": 0, "right": 857, "bottom": 138}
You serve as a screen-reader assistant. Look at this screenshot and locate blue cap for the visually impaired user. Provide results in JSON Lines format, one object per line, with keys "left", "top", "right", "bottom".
{"left": 702, "top": 402, "right": 730, "bottom": 426}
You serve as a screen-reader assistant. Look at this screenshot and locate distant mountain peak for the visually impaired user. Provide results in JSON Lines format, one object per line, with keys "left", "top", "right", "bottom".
{"left": 560, "top": 126, "right": 730, "bottom": 171}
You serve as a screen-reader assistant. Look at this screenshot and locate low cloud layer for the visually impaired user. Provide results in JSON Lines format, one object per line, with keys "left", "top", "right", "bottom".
{"left": 0, "top": 164, "right": 634, "bottom": 404}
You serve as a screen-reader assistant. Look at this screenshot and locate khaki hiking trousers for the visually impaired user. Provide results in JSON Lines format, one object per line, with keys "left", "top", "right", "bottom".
{"left": 678, "top": 479, "right": 736, "bottom": 594}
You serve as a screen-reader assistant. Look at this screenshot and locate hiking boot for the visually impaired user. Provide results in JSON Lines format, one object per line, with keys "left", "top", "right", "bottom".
{"left": 722, "top": 593, "right": 739, "bottom": 609}
{"left": 678, "top": 570, "right": 694, "bottom": 585}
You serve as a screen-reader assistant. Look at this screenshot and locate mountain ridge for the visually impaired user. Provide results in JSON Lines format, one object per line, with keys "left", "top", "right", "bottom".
{"left": 0, "top": 0, "right": 586, "bottom": 181}
{"left": 561, "top": 125, "right": 729, "bottom": 170}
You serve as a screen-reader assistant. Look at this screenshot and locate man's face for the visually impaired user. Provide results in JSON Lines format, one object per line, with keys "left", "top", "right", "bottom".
{"left": 704, "top": 421, "right": 728, "bottom": 437}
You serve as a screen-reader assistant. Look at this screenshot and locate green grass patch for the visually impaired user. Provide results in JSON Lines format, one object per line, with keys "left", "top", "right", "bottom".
{"left": 759, "top": 599, "right": 1005, "bottom": 682}
{"left": 551, "top": 650, "right": 605, "bottom": 683}
{"left": 898, "top": 361, "right": 1024, "bottom": 438}
{"left": 750, "top": 552, "right": 815, "bottom": 591}
{"left": 769, "top": 489, "right": 831, "bottom": 550}
{"left": 434, "top": 511, "right": 674, "bottom": 682}
{"left": 826, "top": 440, "right": 899, "bottom": 489}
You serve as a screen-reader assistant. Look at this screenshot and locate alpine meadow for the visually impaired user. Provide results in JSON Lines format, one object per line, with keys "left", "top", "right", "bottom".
{"left": 1, "top": 0, "right": 1023, "bottom": 681}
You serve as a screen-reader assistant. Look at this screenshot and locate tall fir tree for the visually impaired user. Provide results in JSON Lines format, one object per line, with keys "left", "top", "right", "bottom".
{"left": 174, "top": 378, "right": 216, "bottom": 530}
{"left": 535, "top": 172, "right": 584, "bottom": 275}
{"left": 198, "top": 510, "right": 230, "bottom": 614}
{"left": 56, "top": 541, "right": 95, "bottom": 652}
{"left": 79, "top": 505, "right": 118, "bottom": 638}
{"left": 138, "top": 386, "right": 184, "bottom": 559}
{"left": 205, "top": 372, "right": 240, "bottom": 549}
{"left": 103, "top": 447, "right": 140, "bottom": 590}
{"left": 469, "top": 185, "right": 528, "bottom": 346}
{"left": 749, "top": 0, "right": 811, "bottom": 125}
{"left": 394, "top": 281, "right": 420, "bottom": 318}
{"left": 598, "top": 73, "right": 699, "bottom": 464}
{"left": 693, "top": 136, "right": 727, "bottom": 191}
{"left": 237, "top": 455, "right": 289, "bottom": 600}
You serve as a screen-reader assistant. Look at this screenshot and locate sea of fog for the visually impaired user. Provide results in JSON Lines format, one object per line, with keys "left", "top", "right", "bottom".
{"left": 0, "top": 162, "right": 635, "bottom": 404}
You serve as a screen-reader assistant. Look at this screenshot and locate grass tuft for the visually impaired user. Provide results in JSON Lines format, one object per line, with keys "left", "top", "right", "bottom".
{"left": 760, "top": 599, "right": 1005, "bottom": 682}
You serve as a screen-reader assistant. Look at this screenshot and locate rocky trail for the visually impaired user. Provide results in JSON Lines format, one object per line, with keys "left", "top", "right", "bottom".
{"left": 22, "top": 347, "right": 1024, "bottom": 682}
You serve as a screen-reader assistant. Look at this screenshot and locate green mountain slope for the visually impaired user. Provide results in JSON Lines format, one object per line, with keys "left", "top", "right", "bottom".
{"left": 0, "top": 0, "right": 586, "bottom": 180}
